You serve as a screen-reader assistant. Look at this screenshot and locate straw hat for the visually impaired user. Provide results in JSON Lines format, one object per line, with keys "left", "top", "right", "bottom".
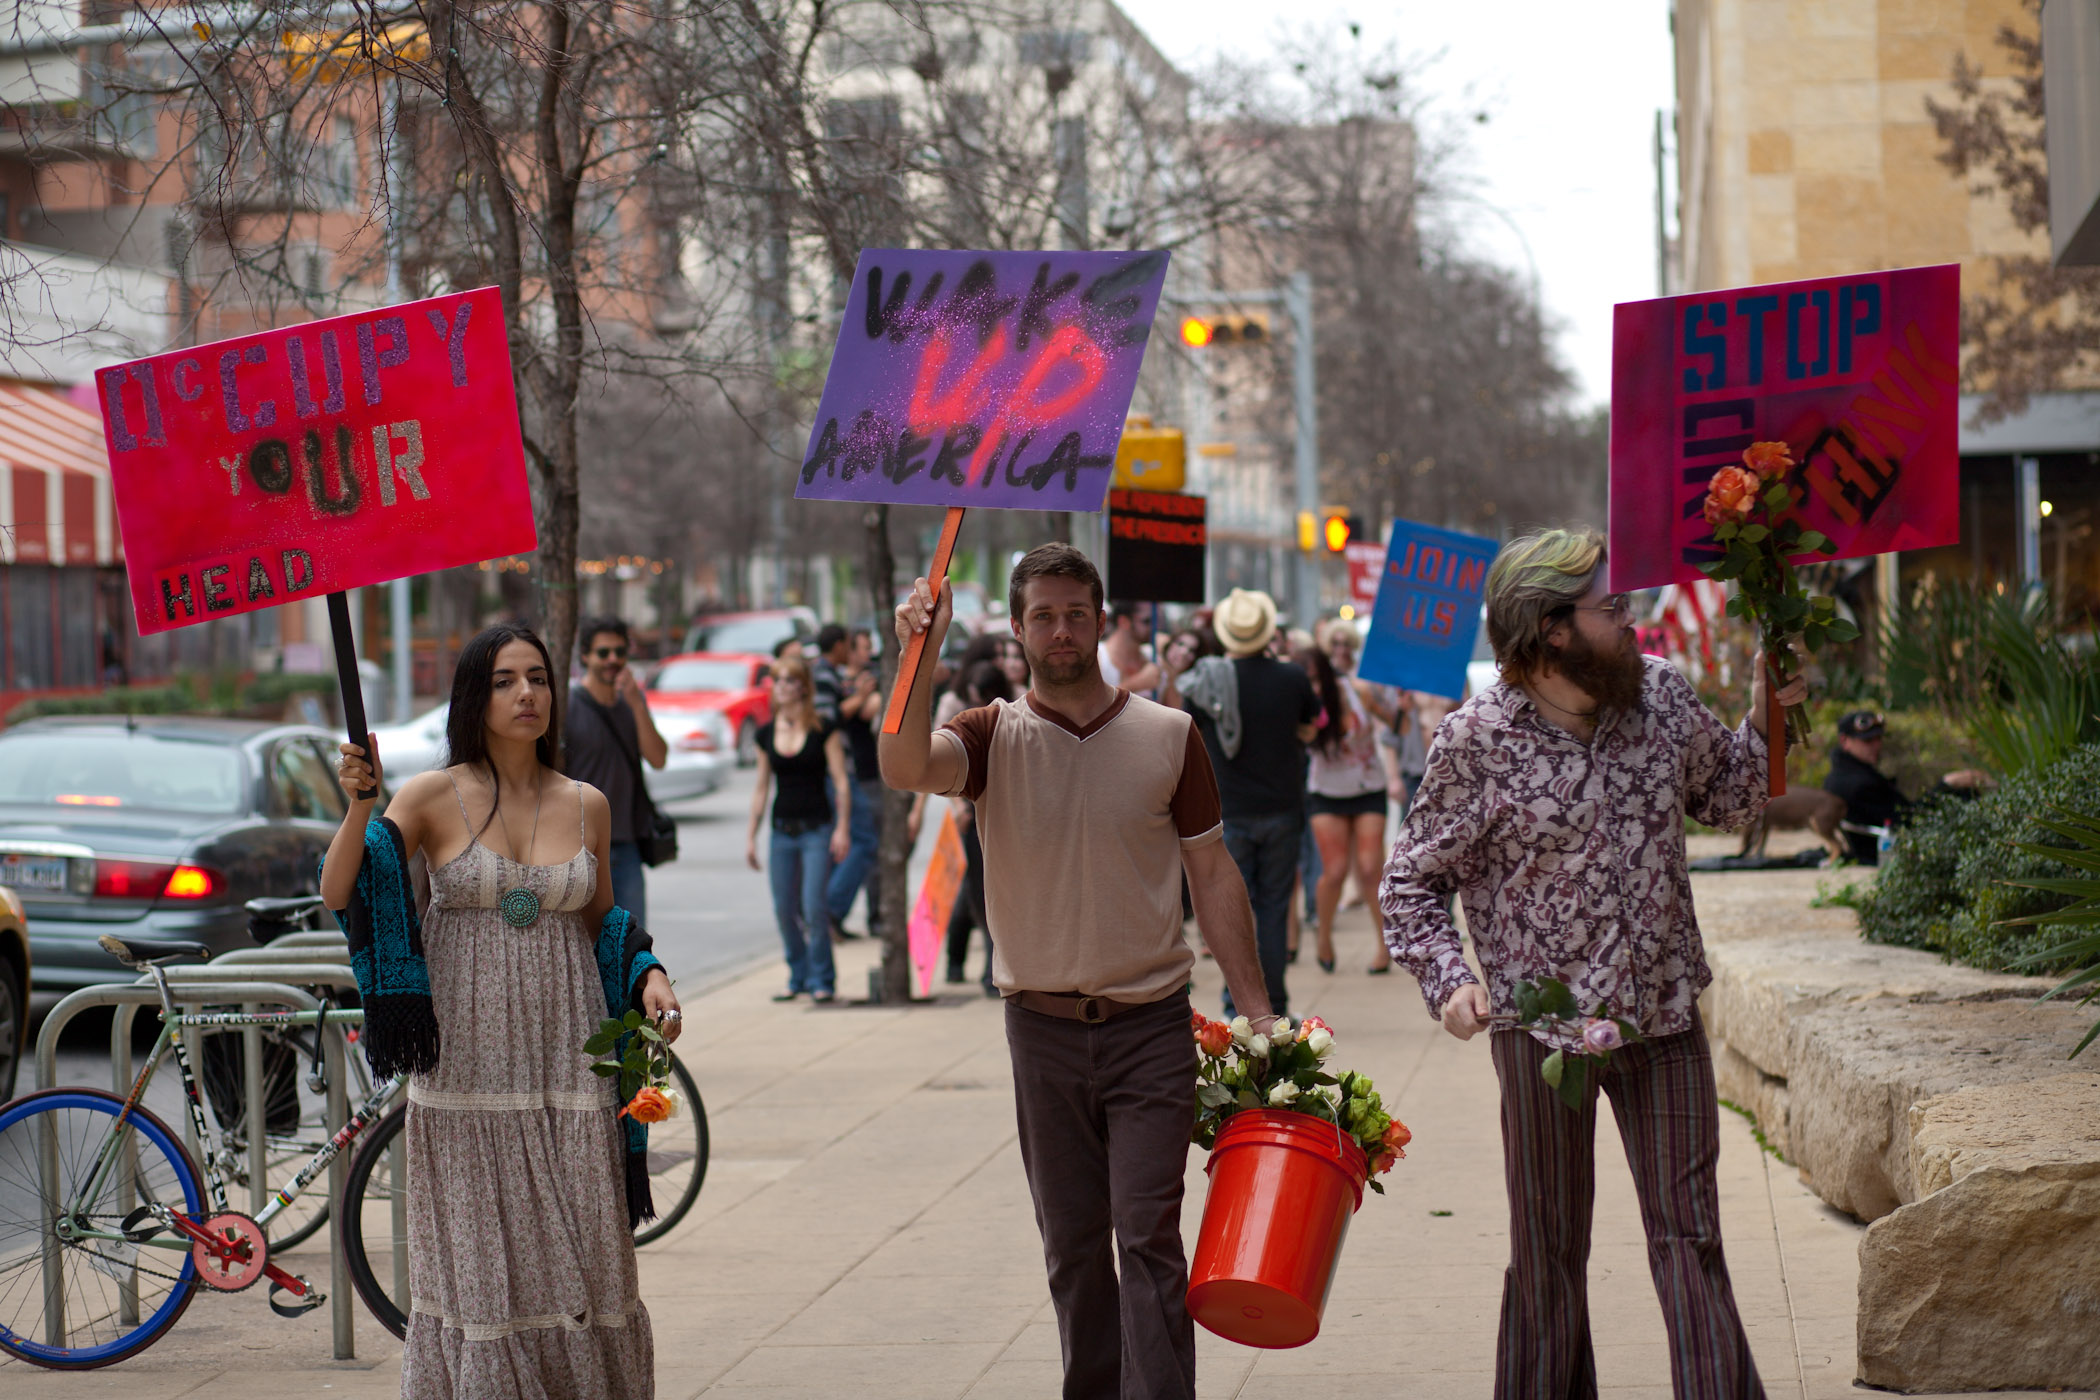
{"left": 1213, "top": 588, "right": 1278, "bottom": 657}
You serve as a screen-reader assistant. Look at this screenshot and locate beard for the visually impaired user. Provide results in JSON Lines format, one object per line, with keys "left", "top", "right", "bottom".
{"left": 1550, "top": 626, "right": 1645, "bottom": 716}
{"left": 1024, "top": 637, "right": 1098, "bottom": 689}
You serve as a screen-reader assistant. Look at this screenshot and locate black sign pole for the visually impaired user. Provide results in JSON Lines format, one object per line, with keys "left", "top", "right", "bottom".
{"left": 327, "top": 590, "right": 378, "bottom": 800}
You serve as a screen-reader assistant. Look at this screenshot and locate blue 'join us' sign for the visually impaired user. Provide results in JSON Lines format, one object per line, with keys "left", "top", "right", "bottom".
{"left": 1357, "top": 520, "right": 1500, "bottom": 701}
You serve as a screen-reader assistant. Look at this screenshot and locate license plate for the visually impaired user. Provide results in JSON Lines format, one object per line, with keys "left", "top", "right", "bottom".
{"left": 0, "top": 855, "right": 67, "bottom": 891}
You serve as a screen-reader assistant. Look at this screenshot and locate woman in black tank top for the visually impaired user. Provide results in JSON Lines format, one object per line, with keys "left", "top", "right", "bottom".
{"left": 745, "top": 653, "right": 852, "bottom": 1002}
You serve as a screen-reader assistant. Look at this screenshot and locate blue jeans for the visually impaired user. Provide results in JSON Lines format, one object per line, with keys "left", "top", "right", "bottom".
{"left": 608, "top": 840, "right": 646, "bottom": 925}
{"left": 1221, "top": 809, "right": 1303, "bottom": 1020}
{"left": 769, "top": 826, "right": 836, "bottom": 995}
{"left": 826, "top": 779, "right": 883, "bottom": 925}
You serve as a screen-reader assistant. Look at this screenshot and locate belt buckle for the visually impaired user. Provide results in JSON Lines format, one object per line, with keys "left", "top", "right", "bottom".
{"left": 1075, "top": 996, "right": 1107, "bottom": 1024}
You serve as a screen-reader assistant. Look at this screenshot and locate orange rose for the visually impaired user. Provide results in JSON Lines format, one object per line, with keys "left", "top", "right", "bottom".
{"left": 620, "top": 1086, "right": 672, "bottom": 1124}
{"left": 1741, "top": 440, "right": 1795, "bottom": 480}
{"left": 1370, "top": 1149, "right": 1397, "bottom": 1175}
{"left": 1703, "top": 465, "right": 1758, "bottom": 526}
{"left": 1194, "top": 1016, "right": 1234, "bottom": 1058}
{"left": 1383, "top": 1119, "right": 1412, "bottom": 1159}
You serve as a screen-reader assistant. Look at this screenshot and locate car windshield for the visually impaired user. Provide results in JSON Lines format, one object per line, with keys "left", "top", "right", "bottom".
{"left": 700, "top": 618, "right": 795, "bottom": 654}
{"left": 0, "top": 732, "right": 245, "bottom": 813}
{"left": 653, "top": 660, "right": 751, "bottom": 693}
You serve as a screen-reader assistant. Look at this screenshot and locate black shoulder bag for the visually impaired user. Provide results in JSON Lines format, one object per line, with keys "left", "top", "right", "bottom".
{"left": 578, "top": 691, "right": 680, "bottom": 868}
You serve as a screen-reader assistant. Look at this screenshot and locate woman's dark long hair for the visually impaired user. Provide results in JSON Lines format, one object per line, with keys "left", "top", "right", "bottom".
{"left": 444, "top": 623, "right": 561, "bottom": 836}
{"left": 962, "top": 660, "right": 1013, "bottom": 707}
{"left": 949, "top": 633, "right": 1004, "bottom": 700}
{"left": 1297, "top": 642, "right": 1346, "bottom": 757}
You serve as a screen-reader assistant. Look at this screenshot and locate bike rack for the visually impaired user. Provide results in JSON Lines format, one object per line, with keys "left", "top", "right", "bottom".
{"left": 35, "top": 973, "right": 363, "bottom": 1360}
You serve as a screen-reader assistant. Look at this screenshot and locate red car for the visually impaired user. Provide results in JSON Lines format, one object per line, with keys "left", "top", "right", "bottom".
{"left": 645, "top": 652, "right": 774, "bottom": 767}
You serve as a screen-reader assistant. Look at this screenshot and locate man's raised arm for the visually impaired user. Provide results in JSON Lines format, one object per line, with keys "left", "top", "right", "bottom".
{"left": 879, "top": 577, "right": 967, "bottom": 795}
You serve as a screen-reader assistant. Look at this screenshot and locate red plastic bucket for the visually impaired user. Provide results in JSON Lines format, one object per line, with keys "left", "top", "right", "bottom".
{"left": 1186, "top": 1108, "right": 1368, "bottom": 1348}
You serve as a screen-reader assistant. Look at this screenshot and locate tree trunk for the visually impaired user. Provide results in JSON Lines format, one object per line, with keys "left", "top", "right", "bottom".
{"left": 865, "top": 504, "right": 916, "bottom": 1004}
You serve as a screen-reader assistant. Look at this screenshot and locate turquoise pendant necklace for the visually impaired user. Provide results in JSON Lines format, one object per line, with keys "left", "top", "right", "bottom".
{"left": 498, "top": 777, "right": 546, "bottom": 928}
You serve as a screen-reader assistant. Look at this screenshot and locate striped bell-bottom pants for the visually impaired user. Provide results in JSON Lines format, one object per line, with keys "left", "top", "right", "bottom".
{"left": 1489, "top": 1007, "right": 1766, "bottom": 1400}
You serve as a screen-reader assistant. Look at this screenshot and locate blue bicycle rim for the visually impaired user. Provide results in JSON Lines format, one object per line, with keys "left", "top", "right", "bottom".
{"left": 0, "top": 1090, "right": 202, "bottom": 1365}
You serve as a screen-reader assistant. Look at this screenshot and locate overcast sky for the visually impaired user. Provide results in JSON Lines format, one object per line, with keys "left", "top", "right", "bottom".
{"left": 1116, "top": 0, "right": 1678, "bottom": 409}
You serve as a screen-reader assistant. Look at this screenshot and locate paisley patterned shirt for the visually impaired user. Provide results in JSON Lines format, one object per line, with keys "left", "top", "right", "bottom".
{"left": 1379, "top": 656, "right": 1769, "bottom": 1051}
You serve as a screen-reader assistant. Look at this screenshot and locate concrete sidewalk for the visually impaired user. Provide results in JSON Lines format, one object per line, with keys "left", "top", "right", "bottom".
{"left": 7, "top": 898, "right": 2087, "bottom": 1399}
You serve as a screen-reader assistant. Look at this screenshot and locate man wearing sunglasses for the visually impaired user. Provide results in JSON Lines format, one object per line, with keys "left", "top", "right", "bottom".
{"left": 1381, "top": 527, "right": 1807, "bottom": 1400}
{"left": 570, "top": 616, "right": 668, "bottom": 920}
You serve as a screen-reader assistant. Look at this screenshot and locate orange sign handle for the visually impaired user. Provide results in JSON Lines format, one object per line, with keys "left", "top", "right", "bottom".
{"left": 882, "top": 506, "right": 967, "bottom": 736}
{"left": 1767, "top": 664, "right": 1787, "bottom": 798}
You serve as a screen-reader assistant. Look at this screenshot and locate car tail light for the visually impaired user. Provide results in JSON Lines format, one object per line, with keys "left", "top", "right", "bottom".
{"left": 675, "top": 727, "right": 717, "bottom": 752}
{"left": 162, "top": 865, "right": 224, "bottom": 900}
{"left": 90, "top": 861, "right": 225, "bottom": 900}
{"left": 94, "top": 860, "right": 175, "bottom": 899}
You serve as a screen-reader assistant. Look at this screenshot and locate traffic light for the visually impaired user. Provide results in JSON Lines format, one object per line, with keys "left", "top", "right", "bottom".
{"left": 1297, "top": 511, "right": 1318, "bottom": 553}
{"left": 1179, "top": 313, "right": 1269, "bottom": 348}
{"left": 1322, "top": 510, "right": 1355, "bottom": 553}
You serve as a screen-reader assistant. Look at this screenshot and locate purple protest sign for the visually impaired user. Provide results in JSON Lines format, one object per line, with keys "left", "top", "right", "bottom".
{"left": 796, "top": 248, "right": 1170, "bottom": 513}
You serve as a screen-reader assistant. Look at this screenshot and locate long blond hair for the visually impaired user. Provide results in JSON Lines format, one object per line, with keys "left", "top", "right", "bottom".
{"left": 770, "top": 652, "right": 820, "bottom": 730}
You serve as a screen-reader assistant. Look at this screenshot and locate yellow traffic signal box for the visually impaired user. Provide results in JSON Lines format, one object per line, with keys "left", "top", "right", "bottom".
{"left": 1114, "top": 417, "right": 1187, "bottom": 491}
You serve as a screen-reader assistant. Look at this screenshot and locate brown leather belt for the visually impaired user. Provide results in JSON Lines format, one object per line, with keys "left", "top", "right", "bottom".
{"left": 1009, "top": 990, "right": 1150, "bottom": 1024}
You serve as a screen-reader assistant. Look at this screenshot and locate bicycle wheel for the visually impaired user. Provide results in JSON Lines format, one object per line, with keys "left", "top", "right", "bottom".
{"left": 338, "top": 1102, "right": 408, "bottom": 1340}
{"left": 0, "top": 1088, "right": 204, "bottom": 1369}
{"left": 633, "top": 1051, "right": 708, "bottom": 1247}
{"left": 343, "top": 1056, "right": 708, "bottom": 1337}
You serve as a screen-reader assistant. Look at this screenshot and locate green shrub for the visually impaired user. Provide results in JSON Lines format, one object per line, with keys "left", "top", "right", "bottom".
{"left": 242, "top": 672, "right": 336, "bottom": 708}
{"left": 4, "top": 684, "right": 196, "bottom": 726}
{"left": 1848, "top": 742, "right": 2100, "bottom": 972}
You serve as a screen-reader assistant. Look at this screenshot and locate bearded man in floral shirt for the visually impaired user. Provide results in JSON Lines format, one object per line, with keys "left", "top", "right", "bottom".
{"left": 1381, "top": 527, "right": 1805, "bottom": 1400}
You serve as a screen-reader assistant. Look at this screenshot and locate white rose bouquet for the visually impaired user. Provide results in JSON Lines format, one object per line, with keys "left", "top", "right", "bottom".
{"left": 1190, "top": 1011, "right": 1411, "bottom": 1191}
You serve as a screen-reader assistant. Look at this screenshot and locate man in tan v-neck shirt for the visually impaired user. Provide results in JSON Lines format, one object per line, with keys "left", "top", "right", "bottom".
{"left": 884, "top": 543, "right": 1275, "bottom": 1400}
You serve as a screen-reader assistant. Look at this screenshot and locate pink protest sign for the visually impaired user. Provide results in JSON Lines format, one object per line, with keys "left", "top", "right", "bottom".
{"left": 797, "top": 248, "right": 1169, "bottom": 513}
{"left": 96, "top": 287, "right": 537, "bottom": 635}
{"left": 1608, "top": 263, "right": 1961, "bottom": 592}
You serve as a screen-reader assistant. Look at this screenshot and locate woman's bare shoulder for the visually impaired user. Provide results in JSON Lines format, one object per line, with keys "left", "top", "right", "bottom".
{"left": 390, "top": 768, "right": 459, "bottom": 810}
{"left": 572, "top": 780, "right": 612, "bottom": 819}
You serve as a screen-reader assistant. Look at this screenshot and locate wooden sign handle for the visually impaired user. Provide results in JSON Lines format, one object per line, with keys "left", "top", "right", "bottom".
{"left": 1767, "top": 662, "right": 1786, "bottom": 799}
{"left": 882, "top": 506, "right": 967, "bottom": 736}
{"left": 328, "top": 590, "right": 379, "bottom": 801}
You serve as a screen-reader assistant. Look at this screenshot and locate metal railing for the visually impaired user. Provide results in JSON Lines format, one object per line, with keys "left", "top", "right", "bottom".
{"left": 33, "top": 942, "right": 364, "bottom": 1359}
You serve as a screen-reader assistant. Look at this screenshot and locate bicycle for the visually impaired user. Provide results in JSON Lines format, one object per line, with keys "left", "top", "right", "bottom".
{"left": 0, "top": 928, "right": 396, "bottom": 1368}
{"left": 0, "top": 905, "right": 710, "bottom": 1365}
{"left": 200, "top": 896, "right": 708, "bottom": 1259}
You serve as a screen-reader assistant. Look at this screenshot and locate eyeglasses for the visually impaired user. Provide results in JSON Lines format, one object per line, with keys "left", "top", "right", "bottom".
{"left": 591, "top": 646, "right": 628, "bottom": 659}
{"left": 1573, "top": 594, "right": 1633, "bottom": 623}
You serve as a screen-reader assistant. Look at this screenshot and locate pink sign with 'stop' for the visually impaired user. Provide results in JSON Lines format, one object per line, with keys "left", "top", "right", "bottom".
{"left": 1608, "top": 263, "right": 1962, "bottom": 592}
{"left": 96, "top": 286, "right": 537, "bottom": 635}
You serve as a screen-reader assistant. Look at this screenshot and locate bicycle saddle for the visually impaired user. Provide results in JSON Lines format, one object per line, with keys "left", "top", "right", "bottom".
{"left": 98, "top": 933, "right": 212, "bottom": 967}
{"left": 246, "top": 894, "right": 330, "bottom": 943}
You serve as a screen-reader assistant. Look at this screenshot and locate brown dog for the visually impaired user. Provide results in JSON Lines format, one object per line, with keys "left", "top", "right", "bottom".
{"left": 1738, "top": 788, "right": 1848, "bottom": 861}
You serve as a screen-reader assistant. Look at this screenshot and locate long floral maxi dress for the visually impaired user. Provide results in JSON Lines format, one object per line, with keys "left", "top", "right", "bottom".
{"left": 401, "top": 782, "right": 653, "bottom": 1398}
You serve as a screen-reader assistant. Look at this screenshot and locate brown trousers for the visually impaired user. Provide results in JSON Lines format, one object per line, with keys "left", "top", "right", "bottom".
{"left": 1491, "top": 1008, "right": 1765, "bottom": 1400}
{"left": 1005, "top": 992, "right": 1197, "bottom": 1400}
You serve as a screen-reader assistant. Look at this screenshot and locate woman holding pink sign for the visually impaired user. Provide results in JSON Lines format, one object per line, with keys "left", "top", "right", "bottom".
{"left": 323, "top": 623, "right": 675, "bottom": 1400}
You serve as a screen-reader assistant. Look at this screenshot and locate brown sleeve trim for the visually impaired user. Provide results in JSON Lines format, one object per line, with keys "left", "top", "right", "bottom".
{"left": 941, "top": 702, "right": 1002, "bottom": 802}
{"left": 1170, "top": 716, "right": 1224, "bottom": 840}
